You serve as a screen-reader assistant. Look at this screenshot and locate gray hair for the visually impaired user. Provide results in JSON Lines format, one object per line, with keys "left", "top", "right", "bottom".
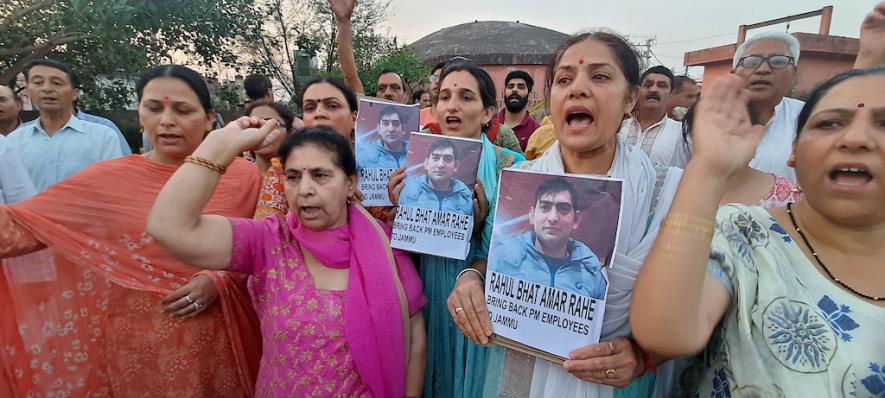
{"left": 732, "top": 32, "right": 800, "bottom": 69}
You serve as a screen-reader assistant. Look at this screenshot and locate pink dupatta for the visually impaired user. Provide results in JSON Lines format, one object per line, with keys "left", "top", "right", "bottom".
{"left": 288, "top": 203, "right": 411, "bottom": 397}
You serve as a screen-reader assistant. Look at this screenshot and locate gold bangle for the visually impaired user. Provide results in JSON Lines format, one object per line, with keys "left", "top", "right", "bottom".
{"left": 661, "top": 213, "right": 714, "bottom": 240}
{"left": 184, "top": 156, "right": 227, "bottom": 174}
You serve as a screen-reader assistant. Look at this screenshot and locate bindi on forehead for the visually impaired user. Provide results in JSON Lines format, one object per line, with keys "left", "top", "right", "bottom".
{"left": 579, "top": 58, "right": 584, "bottom": 65}
{"left": 858, "top": 103, "right": 865, "bottom": 109}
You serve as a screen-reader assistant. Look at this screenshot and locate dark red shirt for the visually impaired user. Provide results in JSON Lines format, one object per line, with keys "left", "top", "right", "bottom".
{"left": 497, "top": 110, "right": 539, "bottom": 151}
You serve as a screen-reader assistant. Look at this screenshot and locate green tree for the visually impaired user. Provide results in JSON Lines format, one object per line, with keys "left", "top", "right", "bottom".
{"left": 242, "top": 0, "right": 395, "bottom": 101}
{"left": 361, "top": 48, "right": 429, "bottom": 97}
{"left": 1, "top": 0, "right": 262, "bottom": 109}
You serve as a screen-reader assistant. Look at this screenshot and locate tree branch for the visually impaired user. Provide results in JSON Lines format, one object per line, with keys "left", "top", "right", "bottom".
{"left": 1, "top": 0, "right": 56, "bottom": 26}
{"left": 0, "top": 32, "right": 92, "bottom": 57}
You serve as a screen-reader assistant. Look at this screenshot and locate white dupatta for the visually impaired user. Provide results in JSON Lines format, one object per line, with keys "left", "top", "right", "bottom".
{"left": 514, "top": 141, "right": 682, "bottom": 398}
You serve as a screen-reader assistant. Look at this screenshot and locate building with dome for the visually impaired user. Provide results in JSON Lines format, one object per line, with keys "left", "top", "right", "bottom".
{"left": 409, "top": 21, "right": 569, "bottom": 110}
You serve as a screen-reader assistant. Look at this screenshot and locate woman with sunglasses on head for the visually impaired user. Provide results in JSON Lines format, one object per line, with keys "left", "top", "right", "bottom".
{"left": 632, "top": 5, "right": 885, "bottom": 397}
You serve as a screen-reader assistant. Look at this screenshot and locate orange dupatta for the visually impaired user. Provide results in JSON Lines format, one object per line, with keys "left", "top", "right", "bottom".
{"left": 0, "top": 155, "right": 262, "bottom": 397}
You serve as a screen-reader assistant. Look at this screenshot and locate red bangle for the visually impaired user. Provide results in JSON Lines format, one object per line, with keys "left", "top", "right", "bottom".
{"left": 637, "top": 351, "right": 657, "bottom": 377}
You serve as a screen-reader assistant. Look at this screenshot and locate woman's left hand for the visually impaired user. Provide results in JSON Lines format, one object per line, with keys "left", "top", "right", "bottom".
{"left": 199, "top": 116, "right": 281, "bottom": 161}
{"left": 160, "top": 274, "right": 220, "bottom": 318}
{"left": 472, "top": 180, "right": 489, "bottom": 235}
{"left": 562, "top": 337, "right": 643, "bottom": 388}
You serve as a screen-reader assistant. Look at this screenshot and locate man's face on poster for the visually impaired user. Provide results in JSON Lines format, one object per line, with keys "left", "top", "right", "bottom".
{"left": 424, "top": 146, "right": 458, "bottom": 190}
{"left": 529, "top": 190, "right": 579, "bottom": 250}
{"left": 378, "top": 111, "right": 405, "bottom": 148}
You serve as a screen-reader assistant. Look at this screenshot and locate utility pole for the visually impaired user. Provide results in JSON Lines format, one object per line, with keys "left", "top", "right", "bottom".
{"left": 629, "top": 35, "right": 656, "bottom": 71}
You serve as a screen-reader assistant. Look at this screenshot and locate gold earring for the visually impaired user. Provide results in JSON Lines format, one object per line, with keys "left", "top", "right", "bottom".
{"left": 792, "top": 185, "right": 803, "bottom": 194}
{"left": 787, "top": 154, "right": 797, "bottom": 167}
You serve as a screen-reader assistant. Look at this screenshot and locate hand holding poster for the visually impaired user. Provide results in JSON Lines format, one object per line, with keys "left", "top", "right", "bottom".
{"left": 355, "top": 97, "right": 420, "bottom": 206}
{"left": 391, "top": 132, "right": 482, "bottom": 260}
{"left": 484, "top": 169, "right": 624, "bottom": 360}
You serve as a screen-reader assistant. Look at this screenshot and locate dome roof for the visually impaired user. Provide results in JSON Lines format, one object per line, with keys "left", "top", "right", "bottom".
{"left": 408, "top": 21, "right": 569, "bottom": 66}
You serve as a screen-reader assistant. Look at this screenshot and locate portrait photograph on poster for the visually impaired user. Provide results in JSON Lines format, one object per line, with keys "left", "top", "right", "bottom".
{"left": 484, "top": 168, "right": 624, "bottom": 361}
{"left": 391, "top": 132, "right": 482, "bottom": 260}
{"left": 354, "top": 97, "right": 420, "bottom": 206}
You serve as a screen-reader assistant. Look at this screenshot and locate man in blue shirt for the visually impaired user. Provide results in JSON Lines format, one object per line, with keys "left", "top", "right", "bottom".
{"left": 489, "top": 178, "right": 607, "bottom": 299}
{"left": 399, "top": 139, "right": 472, "bottom": 214}
{"left": 7, "top": 59, "right": 122, "bottom": 192}
{"left": 75, "top": 110, "right": 131, "bottom": 155}
{"left": 358, "top": 105, "right": 409, "bottom": 169}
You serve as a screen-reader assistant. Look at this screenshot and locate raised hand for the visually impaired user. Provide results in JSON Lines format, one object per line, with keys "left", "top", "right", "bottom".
{"left": 201, "top": 116, "right": 281, "bottom": 161}
{"left": 329, "top": 0, "right": 356, "bottom": 21}
{"left": 688, "top": 75, "right": 765, "bottom": 178}
{"left": 856, "top": 2, "right": 885, "bottom": 68}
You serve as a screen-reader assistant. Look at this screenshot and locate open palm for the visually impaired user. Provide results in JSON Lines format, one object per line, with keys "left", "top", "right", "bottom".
{"left": 329, "top": 0, "right": 356, "bottom": 20}
{"left": 689, "top": 75, "right": 765, "bottom": 178}
{"left": 857, "top": 2, "right": 885, "bottom": 68}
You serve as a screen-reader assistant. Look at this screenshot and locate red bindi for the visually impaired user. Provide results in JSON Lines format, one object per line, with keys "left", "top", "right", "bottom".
{"left": 857, "top": 103, "right": 865, "bottom": 108}
{"left": 579, "top": 58, "right": 584, "bottom": 65}
{"left": 162, "top": 96, "right": 170, "bottom": 105}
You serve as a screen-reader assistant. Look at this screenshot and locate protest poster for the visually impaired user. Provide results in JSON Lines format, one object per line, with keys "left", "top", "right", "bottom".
{"left": 484, "top": 168, "right": 624, "bottom": 361}
{"left": 391, "top": 132, "right": 482, "bottom": 260}
{"left": 354, "top": 97, "right": 420, "bottom": 206}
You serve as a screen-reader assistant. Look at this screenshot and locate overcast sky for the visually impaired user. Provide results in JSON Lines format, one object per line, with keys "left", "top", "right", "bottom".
{"left": 386, "top": 0, "right": 876, "bottom": 78}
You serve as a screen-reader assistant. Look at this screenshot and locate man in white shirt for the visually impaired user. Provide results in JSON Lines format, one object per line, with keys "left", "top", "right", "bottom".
{"left": 620, "top": 65, "right": 685, "bottom": 167}
{"left": 0, "top": 134, "right": 36, "bottom": 204}
{"left": 7, "top": 59, "right": 122, "bottom": 192}
{"left": 732, "top": 32, "right": 804, "bottom": 183}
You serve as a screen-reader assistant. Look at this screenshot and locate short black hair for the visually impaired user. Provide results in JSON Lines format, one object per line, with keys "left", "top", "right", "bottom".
{"left": 278, "top": 127, "right": 356, "bottom": 177}
{"left": 245, "top": 100, "right": 296, "bottom": 132}
{"left": 244, "top": 74, "right": 273, "bottom": 101}
{"left": 505, "top": 70, "right": 534, "bottom": 92}
{"left": 136, "top": 65, "right": 212, "bottom": 112}
{"left": 673, "top": 75, "right": 697, "bottom": 93}
{"left": 641, "top": 65, "right": 675, "bottom": 89}
{"left": 432, "top": 62, "right": 446, "bottom": 75}
{"left": 378, "top": 69, "right": 404, "bottom": 86}
{"left": 428, "top": 139, "right": 459, "bottom": 161}
{"left": 299, "top": 77, "right": 358, "bottom": 113}
{"left": 23, "top": 59, "right": 80, "bottom": 89}
{"left": 534, "top": 178, "right": 578, "bottom": 211}
{"left": 378, "top": 105, "right": 403, "bottom": 123}
{"left": 412, "top": 89, "right": 428, "bottom": 103}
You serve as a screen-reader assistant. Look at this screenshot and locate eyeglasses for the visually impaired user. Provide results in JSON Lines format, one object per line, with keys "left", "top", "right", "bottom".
{"left": 380, "top": 119, "right": 402, "bottom": 127}
{"left": 736, "top": 55, "right": 794, "bottom": 70}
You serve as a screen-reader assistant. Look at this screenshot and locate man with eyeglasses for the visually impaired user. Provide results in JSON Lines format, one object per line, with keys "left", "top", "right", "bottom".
{"left": 358, "top": 105, "right": 409, "bottom": 169}
{"left": 420, "top": 62, "right": 445, "bottom": 128}
{"left": 731, "top": 32, "right": 805, "bottom": 183}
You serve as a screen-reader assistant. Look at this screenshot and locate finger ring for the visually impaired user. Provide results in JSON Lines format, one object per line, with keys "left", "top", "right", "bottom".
{"left": 185, "top": 295, "right": 195, "bottom": 305}
{"left": 455, "top": 307, "right": 464, "bottom": 314}
{"left": 605, "top": 368, "right": 617, "bottom": 379}
{"left": 608, "top": 341, "right": 615, "bottom": 354}
{"left": 193, "top": 302, "right": 204, "bottom": 311}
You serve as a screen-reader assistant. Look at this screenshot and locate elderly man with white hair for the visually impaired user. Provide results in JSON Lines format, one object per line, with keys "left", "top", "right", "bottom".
{"left": 731, "top": 31, "right": 804, "bottom": 183}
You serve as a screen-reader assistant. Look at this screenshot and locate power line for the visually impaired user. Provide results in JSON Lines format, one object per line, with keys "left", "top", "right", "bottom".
{"left": 656, "top": 31, "right": 734, "bottom": 46}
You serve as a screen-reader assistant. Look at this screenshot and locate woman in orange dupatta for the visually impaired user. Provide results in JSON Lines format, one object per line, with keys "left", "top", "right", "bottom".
{"left": 0, "top": 65, "right": 261, "bottom": 397}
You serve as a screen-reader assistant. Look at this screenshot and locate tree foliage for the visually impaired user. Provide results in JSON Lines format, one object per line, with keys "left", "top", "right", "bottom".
{"left": 242, "top": 0, "right": 399, "bottom": 101}
{"left": 1, "top": 0, "right": 262, "bottom": 109}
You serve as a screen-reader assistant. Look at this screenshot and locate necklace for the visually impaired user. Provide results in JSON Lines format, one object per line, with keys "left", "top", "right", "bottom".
{"left": 786, "top": 202, "right": 882, "bottom": 301}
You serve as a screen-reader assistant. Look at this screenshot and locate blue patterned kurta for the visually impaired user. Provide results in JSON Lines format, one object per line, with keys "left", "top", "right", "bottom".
{"left": 696, "top": 205, "right": 884, "bottom": 398}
